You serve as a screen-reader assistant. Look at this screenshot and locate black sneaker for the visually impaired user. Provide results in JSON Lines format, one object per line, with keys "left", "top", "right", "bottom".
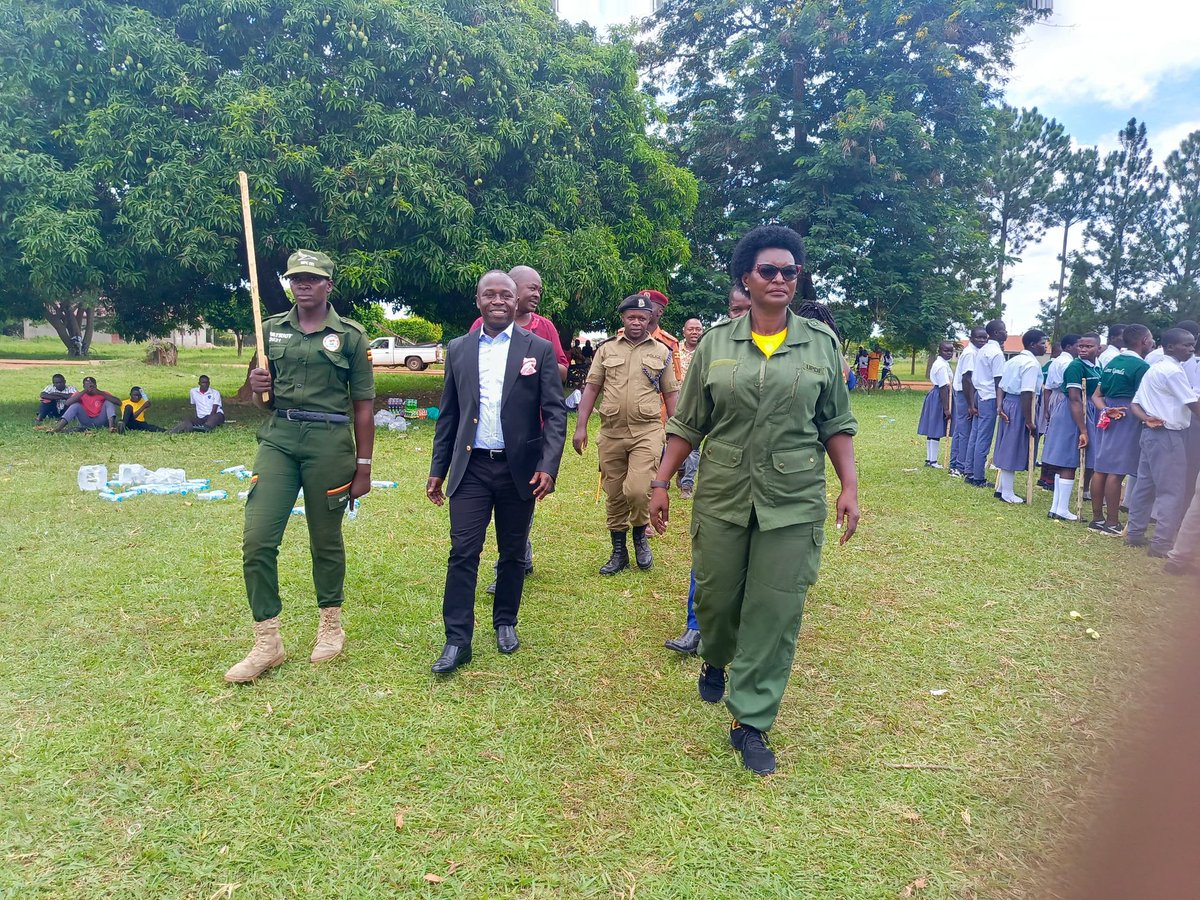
{"left": 730, "top": 721, "right": 776, "bottom": 775}
{"left": 1087, "top": 520, "right": 1110, "bottom": 534}
{"left": 698, "top": 662, "right": 726, "bottom": 703}
{"left": 1147, "top": 546, "right": 1170, "bottom": 559}
{"left": 1125, "top": 535, "right": 1148, "bottom": 548}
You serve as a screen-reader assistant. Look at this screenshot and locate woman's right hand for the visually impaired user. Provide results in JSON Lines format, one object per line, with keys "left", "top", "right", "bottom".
{"left": 649, "top": 487, "right": 670, "bottom": 535}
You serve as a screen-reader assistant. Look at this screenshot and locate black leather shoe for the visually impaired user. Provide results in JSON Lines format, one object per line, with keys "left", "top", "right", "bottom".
{"left": 731, "top": 721, "right": 776, "bottom": 775}
{"left": 599, "top": 531, "right": 629, "bottom": 575}
{"left": 698, "top": 662, "right": 726, "bottom": 703}
{"left": 631, "top": 525, "right": 653, "bottom": 570}
{"left": 431, "top": 644, "right": 472, "bottom": 674}
{"left": 496, "top": 625, "right": 519, "bottom": 654}
{"left": 664, "top": 628, "right": 700, "bottom": 654}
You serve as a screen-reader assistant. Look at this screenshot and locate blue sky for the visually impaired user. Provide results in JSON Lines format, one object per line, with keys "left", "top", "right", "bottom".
{"left": 561, "top": 0, "right": 1200, "bottom": 332}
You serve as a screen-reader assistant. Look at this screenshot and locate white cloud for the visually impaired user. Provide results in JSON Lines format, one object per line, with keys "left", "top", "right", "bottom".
{"left": 1153, "top": 120, "right": 1200, "bottom": 161}
{"left": 1006, "top": 0, "right": 1200, "bottom": 108}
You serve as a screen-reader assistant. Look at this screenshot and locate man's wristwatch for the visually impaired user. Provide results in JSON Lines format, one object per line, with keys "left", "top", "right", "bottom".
{"left": 650, "top": 479, "right": 670, "bottom": 489}
{"left": 356, "top": 458, "right": 372, "bottom": 466}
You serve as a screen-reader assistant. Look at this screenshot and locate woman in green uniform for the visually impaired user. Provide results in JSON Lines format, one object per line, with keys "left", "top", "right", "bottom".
{"left": 649, "top": 225, "right": 860, "bottom": 775}
{"left": 225, "top": 250, "right": 376, "bottom": 684}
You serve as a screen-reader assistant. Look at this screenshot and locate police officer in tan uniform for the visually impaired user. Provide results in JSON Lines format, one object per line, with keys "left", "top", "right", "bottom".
{"left": 573, "top": 294, "right": 679, "bottom": 574}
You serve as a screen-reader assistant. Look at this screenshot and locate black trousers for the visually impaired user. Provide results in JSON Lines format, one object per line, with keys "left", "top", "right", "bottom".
{"left": 443, "top": 453, "right": 535, "bottom": 646}
{"left": 122, "top": 408, "right": 165, "bottom": 432}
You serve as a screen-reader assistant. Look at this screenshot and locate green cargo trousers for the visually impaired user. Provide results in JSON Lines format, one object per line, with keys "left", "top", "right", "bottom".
{"left": 691, "top": 508, "right": 824, "bottom": 732}
{"left": 243, "top": 417, "right": 356, "bottom": 622}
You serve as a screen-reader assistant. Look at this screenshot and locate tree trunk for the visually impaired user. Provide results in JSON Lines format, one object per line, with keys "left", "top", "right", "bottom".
{"left": 994, "top": 216, "right": 1009, "bottom": 307}
{"left": 234, "top": 332, "right": 244, "bottom": 357}
{"left": 1053, "top": 219, "right": 1071, "bottom": 339}
{"left": 43, "top": 299, "right": 89, "bottom": 356}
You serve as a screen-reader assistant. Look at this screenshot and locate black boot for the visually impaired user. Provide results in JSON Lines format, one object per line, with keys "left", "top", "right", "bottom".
{"left": 631, "top": 525, "right": 653, "bottom": 570}
{"left": 599, "top": 531, "right": 629, "bottom": 575}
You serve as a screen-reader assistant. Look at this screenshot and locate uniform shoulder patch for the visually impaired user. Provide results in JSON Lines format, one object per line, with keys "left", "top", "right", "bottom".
{"left": 341, "top": 318, "right": 366, "bottom": 334}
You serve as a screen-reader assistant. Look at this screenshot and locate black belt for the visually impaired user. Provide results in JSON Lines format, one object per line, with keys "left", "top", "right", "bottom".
{"left": 275, "top": 409, "right": 350, "bottom": 424}
{"left": 471, "top": 447, "right": 507, "bottom": 460}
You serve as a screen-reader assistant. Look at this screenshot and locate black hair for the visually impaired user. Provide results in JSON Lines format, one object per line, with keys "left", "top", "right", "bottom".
{"left": 1108, "top": 324, "right": 1126, "bottom": 340}
{"left": 52, "top": 372, "right": 64, "bottom": 380}
{"left": 985, "top": 319, "right": 1006, "bottom": 339}
{"left": 1175, "top": 320, "right": 1200, "bottom": 338}
{"left": 199, "top": 374, "right": 210, "bottom": 381}
{"left": 730, "top": 225, "right": 807, "bottom": 284}
{"left": 970, "top": 325, "right": 989, "bottom": 339}
{"left": 795, "top": 301, "right": 840, "bottom": 340}
{"left": 1163, "top": 327, "right": 1195, "bottom": 348}
{"left": 131, "top": 385, "right": 142, "bottom": 392}
{"left": 1123, "top": 323, "right": 1151, "bottom": 346}
{"left": 1022, "top": 329, "right": 1047, "bottom": 350}
{"left": 1079, "top": 332, "right": 1101, "bottom": 343}
{"left": 1060, "top": 334, "right": 1080, "bottom": 351}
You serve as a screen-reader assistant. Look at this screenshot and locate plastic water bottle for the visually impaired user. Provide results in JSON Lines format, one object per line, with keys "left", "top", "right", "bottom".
{"left": 388, "top": 419, "right": 407, "bottom": 432}
{"left": 99, "top": 489, "right": 138, "bottom": 502}
{"left": 220, "top": 465, "right": 248, "bottom": 475}
{"left": 235, "top": 469, "right": 253, "bottom": 480}
{"left": 237, "top": 490, "right": 251, "bottom": 500}
{"left": 290, "top": 506, "right": 306, "bottom": 516}
{"left": 77, "top": 465, "right": 108, "bottom": 491}
{"left": 196, "top": 489, "right": 228, "bottom": 501}
{"left": 371, "top": 480, "right": 398, "bottom": 488}
{"left": 346, "top": 498, "right": 360, "bottom": 521}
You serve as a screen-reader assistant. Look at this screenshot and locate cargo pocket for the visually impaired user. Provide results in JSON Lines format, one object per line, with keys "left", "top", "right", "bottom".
{"left": 798, "top": 523, "right": 825, "bottom": 586}
{"left": 702, "top": 438, "right": 742, "bottom": 468}
{"left": 326, "top": 479, "right": 352, "bottom": 511}
{"left": 322, "top": 349, "right": 351, "bottom": 387}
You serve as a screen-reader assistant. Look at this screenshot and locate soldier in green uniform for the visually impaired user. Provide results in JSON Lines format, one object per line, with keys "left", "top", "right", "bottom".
{"left": 650, "top": 225, "right": 859, "bottom": 775}
{"left": 573, "top": 294, "right": 679, "bottom": 574}
{"left": 225, "top": 250, "right": 376, "bottom": 683}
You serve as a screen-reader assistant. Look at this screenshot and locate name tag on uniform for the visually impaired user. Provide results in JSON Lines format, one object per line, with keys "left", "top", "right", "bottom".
{"left": 269, "top": 331, "right": 290, "bottom": 343}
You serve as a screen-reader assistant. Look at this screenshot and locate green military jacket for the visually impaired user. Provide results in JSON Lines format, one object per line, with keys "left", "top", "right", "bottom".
{"left": 666, "top": 309, "right": 857, "bottom": 530}
{"left": 265, "top": 304, "right": 375, "bottom": 415}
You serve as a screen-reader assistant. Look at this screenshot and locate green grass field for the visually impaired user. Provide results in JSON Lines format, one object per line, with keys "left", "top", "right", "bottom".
{"left": 0, "top": 346, "right": 1171, "bottom": 898}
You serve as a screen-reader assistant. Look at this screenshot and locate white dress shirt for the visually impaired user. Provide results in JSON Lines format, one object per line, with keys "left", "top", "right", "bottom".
{"left": 1182, "top": 354, "right": 1200, "bottom": 391}
{"left": 929, "top": 356, "right": 951, "bottom": 388}
{"left": 1132, "top": 357, "right": 1199, "bottom": 431}
{"left": 973, "top": 340, "right": 1005, "bottom": 401}
{"left": 190, "top": 387, "right": 223, "bottom": 417}
{"left": 474, "top": 323, "right": 514, "bottom": 449}
{"left": 1044, "top": 351, "right": 1072, "bottom": 391}
{"left": 1144, "top": 347, "right": 1165, "bottom": 365}
{"left": 1097, "top": 345, "right": 1120, "bottom": 368}
{"left": 999, "top": 350, "right": 1042, "bottom": 395}
{"left": 953, "top": 343, "right": 976, "bottom": 392}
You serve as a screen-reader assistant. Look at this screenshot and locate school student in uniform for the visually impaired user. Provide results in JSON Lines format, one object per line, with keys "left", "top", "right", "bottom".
{"left": 1097, "top": 325, "right": 1125, "bottom": 369}
{"left": 1038, "top": 335, "right": 1079, "bottom": 490}
{"left": 1089, "top": 324, "right": 1154, "bottom": 535}
{"left": 963, "top": 319, "right": 1007, "bottom": 488}
{"left": 1042, "top": 334, "right": 1102, "bottom": 521}
{"left": 917, "top": 342, "right": 955, "bottom": 467}
{"left": 992, "top": 329, "right": 1048, "bottom": 503}
{"left": 1123, "top": 329, "right": 1200, "bottom": 557}
{"left": 950, "top": 328, "right": 987, "bottom": 477}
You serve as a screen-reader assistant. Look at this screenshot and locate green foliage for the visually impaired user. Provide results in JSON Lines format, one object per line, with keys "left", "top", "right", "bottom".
{"left": 1153, "top": 130, "right": 1200, "bottom": 323}
{"left": 985, "top": 105, "right": 1069, "bottom": 305}
{"left": 385, "top": 315, "right": 442, "bottom": 344}
{"left": 647, "top": 0, "right": 1042, "bottom": 348}
{"left": 0, "top": 0, "right": 696, "bottom": 345}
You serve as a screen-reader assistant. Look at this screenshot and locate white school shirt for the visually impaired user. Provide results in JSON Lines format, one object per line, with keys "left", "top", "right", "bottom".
{"left": 972, "top": 340, "right": 1005, "bottom": 401}
{"left": 474, "top": 322, "right": 514, "bottom": 449}
{"left": 1182, "top": 353, "right": 1200, "bottom": 391}
{"left": 1132, "top": 357, "right": 1198, "bottom": 431}
{"left": 1097, "top": 345, "right": 1119, "bottom": 368}
{"left": 1144, "top": 347, "right": 1165, "bottom": 365}
{"left": 929, "top": 356, "right": 951, "bottom": 389}
{"left": 999, "top": 350, "right": 1042, "bottom": 395}
{"left": 189, "top": 387, "right": 223, "bottom": 417}
{"left": 952, "top": 343, "right": 977, "bottom": 392}
{"left": 1044, "top": 351, "right": 1072, "bottom": 391}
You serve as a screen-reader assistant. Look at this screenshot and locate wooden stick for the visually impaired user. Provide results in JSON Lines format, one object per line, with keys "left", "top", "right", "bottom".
{"left": 941, "top": 410, "right": 951, "bottom": 469}
{"left": 1026, "top": 430, "right": 1037, "bottom": 502}
{"left": 1075, "top": 377, "right": 1088, "bottom": 520}
{"left": 238, "top": 171, "right": 269, "bottom": 402}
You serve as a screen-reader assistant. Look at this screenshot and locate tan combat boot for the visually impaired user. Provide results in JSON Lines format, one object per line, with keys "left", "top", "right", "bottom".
{"left": 224, "top": 616, "right": 286, "bottom": 683}
{"left": 310, "top": 607, "right": 346, "bottom": 664}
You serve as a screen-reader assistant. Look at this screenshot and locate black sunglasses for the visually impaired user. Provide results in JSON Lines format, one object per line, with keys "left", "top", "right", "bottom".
{"left": 753, "top": 264, "right": 801, "bottom": 282}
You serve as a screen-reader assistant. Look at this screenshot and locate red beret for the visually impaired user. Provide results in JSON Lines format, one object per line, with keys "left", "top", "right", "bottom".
{"left": 639, "top": 290, "right": 669, "bottom": 308}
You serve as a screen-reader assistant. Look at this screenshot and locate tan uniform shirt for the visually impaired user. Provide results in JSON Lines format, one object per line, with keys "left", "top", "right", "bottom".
{"left": 586, "top": 334, "right": 679, "bottom": 434}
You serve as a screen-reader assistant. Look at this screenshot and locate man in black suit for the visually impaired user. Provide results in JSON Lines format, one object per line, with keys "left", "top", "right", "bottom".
{"left": 426, "top": 270, "right": 568, "bottom": 674}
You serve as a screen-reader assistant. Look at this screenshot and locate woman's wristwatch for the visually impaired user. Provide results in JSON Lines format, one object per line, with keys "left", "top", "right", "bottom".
{"left": 650, "top": 480, "right": 670, "bottom": 489}
{"left": 356, "top": 458, "right": 372, "bottom": 466}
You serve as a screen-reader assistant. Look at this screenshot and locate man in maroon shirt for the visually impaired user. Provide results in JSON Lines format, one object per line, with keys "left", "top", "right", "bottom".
{"left": 472, "top": 265, "right": 569, "bottom": 590}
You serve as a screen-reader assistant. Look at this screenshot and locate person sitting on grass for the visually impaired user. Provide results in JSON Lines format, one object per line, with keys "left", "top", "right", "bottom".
{"left": 35, "top": 373, "right": 77, "bottom": 423}
{"left": 118, "top": 387, "right": 165, "bottom": 433}
{"left": 171, "top": 375, "right": 225, "bottom": 433}
{"left": 52, "top": 377, "right": 121, "bottom": 432}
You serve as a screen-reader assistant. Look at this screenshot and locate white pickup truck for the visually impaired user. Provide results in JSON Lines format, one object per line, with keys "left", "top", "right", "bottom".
{"left": 367, "top": 336, "right": 444, "bottom": 371}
